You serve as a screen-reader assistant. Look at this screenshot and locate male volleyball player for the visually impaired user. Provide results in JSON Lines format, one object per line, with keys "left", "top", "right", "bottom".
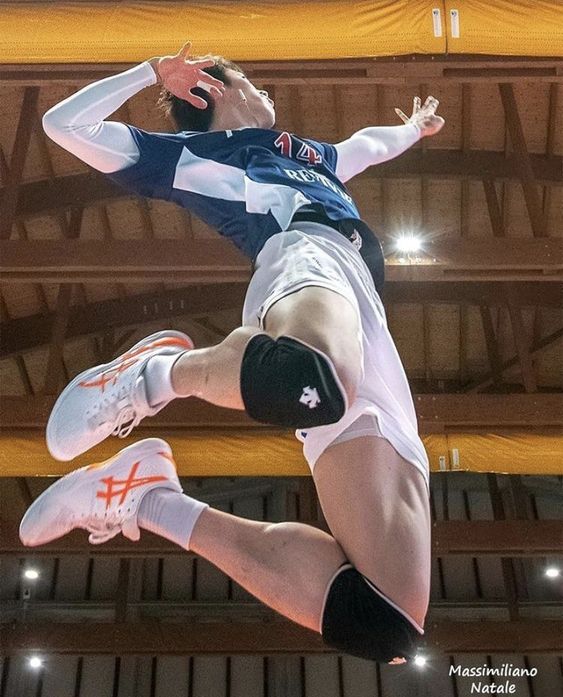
{"left": 20, "top": 43, "right": 444, "bottom": 664}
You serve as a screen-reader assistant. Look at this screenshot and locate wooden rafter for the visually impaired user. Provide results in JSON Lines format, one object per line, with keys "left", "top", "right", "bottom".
{"left": 479, "top": 306, "right": 504, "bottom": 389}
{"left": 499, "top": 83, "right": 548, "bottom": 238}
{"left": 542, "top": 83, "right": 559, "bottom": 229}
{"left": 2, "top": 619, "right": 562, "bottom": 655}
{"left": 1, "top": 56, "right": 562, "bottom": 85}
{"left": 0, "top": 283, "right": 247, "bottom": 358}
{"left": 5, "top": 150, "right": 562, "bottom": 221}
{"left": 1, "top": 394, "right": 561, "bottom": 432}
{"left": 0, "top": 85, "right": 39, "bottom": 239}
{"left": 0, "top": 283, "right": 560, "bottom": 359}
{"left": 2, "top": 519, "right": 563, "bottom": 558}
{"left": 505, "top": 285, "right": 538, "bottom": 393}
{"left": 459, "top": 83, "right": 472, "bottom": 385}
{"left": 1, "top": 238, "right": 561, "bottom": 284}
{"left": 465, "top": 325, "right": 562, "bottom": 393}
{"left": 487, "top": 473, "right": 520, "bottom": 621}
{"left": 43, "top": 207, "right": 83, "bottom": 395}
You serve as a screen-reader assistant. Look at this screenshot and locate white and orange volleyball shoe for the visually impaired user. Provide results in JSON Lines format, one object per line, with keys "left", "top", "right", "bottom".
{"left": 20, "top": 438, "right": 182, "bottom": 546}
{"left": 46, "top": 330, "right": 193, "bottom": 461}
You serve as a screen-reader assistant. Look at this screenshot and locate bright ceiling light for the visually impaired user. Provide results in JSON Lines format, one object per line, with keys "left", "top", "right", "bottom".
{"left": 396, "top": 235, "right": 422, "bottom": 253}
{"left": 414, "top": 655, "right": 427, "bottom": 667}
{"left": 545, "top": 567, "right": 560, "bottom": 579}
{"left": 28, "top": 657, "right": 43, "bottom": 669}
{"left": 24, "top": 568, "right": 40, "bottom": 580}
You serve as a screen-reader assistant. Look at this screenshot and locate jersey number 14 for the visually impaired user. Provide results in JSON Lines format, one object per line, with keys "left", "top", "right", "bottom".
{"left": 274, "top": 132, "right": 322, "bottom": 165}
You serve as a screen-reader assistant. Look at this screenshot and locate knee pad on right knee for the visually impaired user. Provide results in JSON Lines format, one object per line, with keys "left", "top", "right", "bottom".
{"left": 321, "top": 566, "right": 422, "bottom": 664}
{"left": 240, "top": 334, "right": 347, "bottom": 428}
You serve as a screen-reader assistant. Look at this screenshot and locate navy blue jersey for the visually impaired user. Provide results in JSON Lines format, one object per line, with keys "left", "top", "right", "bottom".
{"left": 108, "top": 126, "right": 360, "bottom": 260}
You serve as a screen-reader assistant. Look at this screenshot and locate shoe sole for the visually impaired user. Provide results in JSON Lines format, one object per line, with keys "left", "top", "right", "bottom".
{"left": 46, "top": 330, "right": 193, "bottom": 461}
{"left": 20, "top": 438, "right": 174, "bottom": 547}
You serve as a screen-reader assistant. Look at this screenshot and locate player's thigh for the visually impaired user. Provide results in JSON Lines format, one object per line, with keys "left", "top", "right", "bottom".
{"left": 313, "top": 435, "right": 431, "bottom": 629}
{"left": 263, "top": 286, "right": 363, "bottom": 397}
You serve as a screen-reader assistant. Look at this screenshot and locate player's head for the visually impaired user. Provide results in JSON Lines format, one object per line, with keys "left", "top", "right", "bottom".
{"left": 157, "top": 56, "right": 275, "bottom": 132}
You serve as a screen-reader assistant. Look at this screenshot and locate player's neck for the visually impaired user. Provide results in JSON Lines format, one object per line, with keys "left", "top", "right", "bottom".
{"left": 210, "top": 102, "right": 262, "bottom": 132}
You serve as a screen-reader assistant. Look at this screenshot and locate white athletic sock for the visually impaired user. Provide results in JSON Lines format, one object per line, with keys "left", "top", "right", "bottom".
{"left": 143, "top": 354, "right": 185, "bottom": 408}
{"left": 137, "top": 489, "right": 209, "bottom": 550}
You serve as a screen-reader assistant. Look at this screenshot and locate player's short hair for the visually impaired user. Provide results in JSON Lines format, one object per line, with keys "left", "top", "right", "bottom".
{"left": 157, "top": 55, "right": 243, "bottom": 132}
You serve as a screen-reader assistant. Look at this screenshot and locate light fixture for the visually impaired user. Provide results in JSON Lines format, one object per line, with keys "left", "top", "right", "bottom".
{"left": 28, "top": 657, "right": 43, "bottom": 669}
{"left": 414, "top": 655, "right": 427, "bottom": 667}
{"left": 545, "top": 567, "right": 560, "bottom": 579}
{"left": 396, "top": 235, "right": 422, "bottom": 254}
{"left": 23, "top": 568, "right": 40, "bottom": 580}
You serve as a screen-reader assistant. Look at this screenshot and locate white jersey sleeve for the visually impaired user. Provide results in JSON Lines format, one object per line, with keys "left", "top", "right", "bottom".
{"left": 42, "top": 62, "right": 157, "bottom": 174}
{"left": 334, "top": 123, "right": 420, "bottom": 182}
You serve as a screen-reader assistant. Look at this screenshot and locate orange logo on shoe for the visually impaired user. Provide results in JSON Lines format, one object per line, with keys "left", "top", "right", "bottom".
{"left": 96, "top": 460, "right": 168, "bottom": 510}
{"left": 79, "top": 337, "right": 192, "bottom": 392}
{"left": 80, "top": 358, "right": 139, "bottom": 392}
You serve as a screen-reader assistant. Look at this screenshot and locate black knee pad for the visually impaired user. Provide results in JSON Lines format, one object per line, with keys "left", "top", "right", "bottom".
{"left": 322, "top": 566, "right": 422, "bottom": 664}
{"left": 240, "top": 334, "right": 347, "bottom": 428}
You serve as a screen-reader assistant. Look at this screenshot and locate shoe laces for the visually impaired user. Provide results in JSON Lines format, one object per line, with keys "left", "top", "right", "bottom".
{"left": 83, "top": 511, "right": 122, "bottom": 545}
{"left": 112, "top": 407, "right": 142, "bottom": 439}
{"left": 88, "top": 379, "right": 145, "bottom": 438}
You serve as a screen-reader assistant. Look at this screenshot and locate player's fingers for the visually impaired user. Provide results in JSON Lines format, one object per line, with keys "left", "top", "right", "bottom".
{"left": 394, "top": 108, "right": 410, "bottom": 124}
{"left": 413, "top": 96, "right": 421, "bottom": 115}
{"left": 192, "top": 58, "right": 216, "bottom": 70}
{"left": 424, "top": 96, "right": 439, "bottom": 113}
{"left": 195, "top": 80, "right": 223, "bottom": 98}
{"left": 196, "top": 69, "right": 225, "bottom": 91}
{"left": 186, "top": 91, "right": 209, "bottom": 109}
{"left": 179, "top": 41, "right": 192, "bottom": 58}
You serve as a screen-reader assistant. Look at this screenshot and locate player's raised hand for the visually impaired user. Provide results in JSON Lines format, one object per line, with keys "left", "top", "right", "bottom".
{"left": 150, "top": 42, "right": 225, "bottom": 109}
{"left": 395, "top": 96, "right": 445, "bottom": 137}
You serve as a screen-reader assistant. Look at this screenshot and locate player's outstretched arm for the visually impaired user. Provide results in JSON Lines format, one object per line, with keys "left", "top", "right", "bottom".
{"left": 42, "top": 62, "right": 158, "bottom": 173}
{"left": 42, "top": 42, "right": 224, "bottom": 174}
{"left": 334, "top": 96, "right": 444, "bottom": 182}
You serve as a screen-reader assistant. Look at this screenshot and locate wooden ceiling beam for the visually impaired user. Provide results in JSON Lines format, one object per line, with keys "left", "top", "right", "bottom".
{"left": 1, "top": 57, "right": 562, "bottom": 85}
{"left": 42, "top": 207, "right": 83, "bottom": 395}
{"left": 499, "top": 83, "right": 548, "bottom": 238}
{"left": 1, "top": 282, "right": 559, "bottom": 359}
{"left": 0, "top": 284, "right": 246, "bottom": 358}
{"left": 6, "top": 150, "right": 562, "bottom": 220}
{"left": 1, "top": 238, "right": 561, "bottom": 284}
{"left": 505, "top": 285, "right": 539, "bottom": 393}
{"left": 2, "top": 519, "right": 562, "bottom": 558}
{"left": 465, "top": 326, "right": 562, "bottom": 393}
{"left": 0, "top": 86, "right": 39, "bottom": 239}
{"left": 1, "top": 394, "right": 561, "bottom": 432}
{"left": 2, "top": 619, "right": 561, "bottom": 655}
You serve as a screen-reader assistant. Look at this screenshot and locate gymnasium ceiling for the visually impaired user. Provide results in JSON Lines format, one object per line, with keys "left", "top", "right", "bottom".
{"left": 0, "top": 1, "right": 562, "bottom": 681}
{"left": 0, "top": 53, "right": 561, "bottom": 406}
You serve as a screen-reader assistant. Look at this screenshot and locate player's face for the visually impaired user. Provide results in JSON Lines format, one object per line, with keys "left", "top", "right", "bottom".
{"left": 224, "top": 70, "right": 276, "bottom": 128}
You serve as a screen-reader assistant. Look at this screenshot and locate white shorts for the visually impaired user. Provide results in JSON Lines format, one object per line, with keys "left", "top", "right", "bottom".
{"left": 242, "top": 222, "right": 430, "bottom": 489}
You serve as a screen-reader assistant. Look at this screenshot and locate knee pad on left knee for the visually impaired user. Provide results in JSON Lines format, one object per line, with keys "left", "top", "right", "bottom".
{"left": 321, "top": 566, "right": 422, "bottom": 664}
{"left": 240, "top": 334, "right": 347, "bottom": 428}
